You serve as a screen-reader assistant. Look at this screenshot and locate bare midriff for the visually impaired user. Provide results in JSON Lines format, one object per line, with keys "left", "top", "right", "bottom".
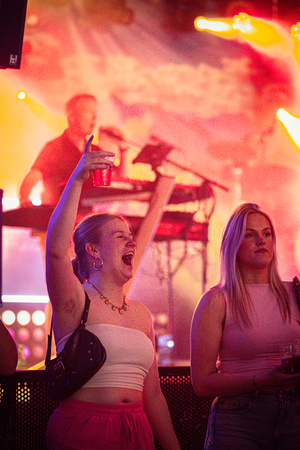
{"left": 70, "top": 386, "right": 143, "bottom": 404}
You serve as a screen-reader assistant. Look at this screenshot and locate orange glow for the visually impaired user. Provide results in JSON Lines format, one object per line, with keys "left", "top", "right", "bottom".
{"left": 194, "top": 13, "right": 292, "bottom": 54}
{"left": 277, "top": 108, "right": 300, "bottom": 150}
{"left": 19, "top": 95, "right": 66, "bottom": 133}
{"left": 17, "top": 90, "right": 26, "bottom": 100}
{"left": 232, "top": 13, "right": 289, "bottom": 50}
{"left": 291, "top": 22, "right": 300, "bottom": 66}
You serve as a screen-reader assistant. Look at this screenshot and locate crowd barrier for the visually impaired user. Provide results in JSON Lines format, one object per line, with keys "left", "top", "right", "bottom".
{"left": 0, "top": 367, "right": 213, "bottom": 450}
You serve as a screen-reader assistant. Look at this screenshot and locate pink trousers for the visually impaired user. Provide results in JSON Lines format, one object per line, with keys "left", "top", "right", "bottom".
{"left": 46, "top": 398, "right": 155, "bottom": 450}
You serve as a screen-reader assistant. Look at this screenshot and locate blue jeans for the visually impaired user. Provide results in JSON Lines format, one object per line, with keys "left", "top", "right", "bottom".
{"left": 204, "top": 387, "right": 300, "bottom": 450}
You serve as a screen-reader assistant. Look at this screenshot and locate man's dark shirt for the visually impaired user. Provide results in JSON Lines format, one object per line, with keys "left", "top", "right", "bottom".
{"left": 31, "top": 130, "right": 96, "bottom": 204}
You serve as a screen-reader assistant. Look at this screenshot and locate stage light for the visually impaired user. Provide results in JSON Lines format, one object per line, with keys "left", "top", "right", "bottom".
{"left": 18, "top": 327, "right": 30, "bottom": 342}
{"left": 19, "top": 344, "right": 30, "bottom": 360}
{"left": 31, "top": 199, "right": 42, "bottom": 206}
{"left": 232, "top": 13, "right": 290, "bottom": 50}
{"left": 17, "top": 310, "right": 31, "bottom": 326}
{"left": 232, "top": 13, "right": 254, "bottom": 32}
{"left": 291, "top": 22, "right": 300, "bottom": 67}
{"left": 15, "top": 92, "right": 66, "bottom": 134}
{"left": 2, "top": 303, "right": 48, "bottom": 369}
{"left": 18, "top": 344, "right": 31, "bottom": 370}
{"left": 2, "top": 198, "right": 19, "bottom": 210}
{"left": 32, "top": 345, "right": 45, "bottom": 360}
{"left": 2, "top": 295, "right": 49, "bottom": 303}
{"left": 32, "top": 310, "right": 46, "bottom": 326}
{"left": 157, "top": 334, "right": 175, "bottom": 365}
{"left": 291, "top": 22, "right": 300, "bottom": 41}
{"left": 32, "top": 327, "right": 45, "bottom": 342}
{"left": 17, "top": 90, "right": 26, "bottom": 100}
{"left": 194, "top": 16, "right": 233, "bottom": 34}
{"left": 155, "top": 313, "right": 169, "bottom": 327}
{"left": 167, "top": 339, "right": 175, "bottom": 349}
{"left": 2, "top": 310, "right": 16, "bottom": 326}
{"left": 26, "top": 10, "right": 41, "bottom": 28}
{"left": 277, "top": 108, "right": 300, "bottom": 149}
{"left": 194, "top": 11, "right": 291, "bottom": 55}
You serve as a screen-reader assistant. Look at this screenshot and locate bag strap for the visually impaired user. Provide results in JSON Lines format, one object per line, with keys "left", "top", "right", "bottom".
{"left": 293, "top": 276, "right": 300, "bottom": 313}
{"left": 81, "top": 291, "right": 91, "bottom": 325}
{"left": 46, "top": 291, "right": 91, "bottom": 363}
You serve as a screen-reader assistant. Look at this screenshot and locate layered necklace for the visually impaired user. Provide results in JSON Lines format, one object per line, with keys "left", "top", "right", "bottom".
{"left": 88, "top": 281, "right": 128, "bottom": 315}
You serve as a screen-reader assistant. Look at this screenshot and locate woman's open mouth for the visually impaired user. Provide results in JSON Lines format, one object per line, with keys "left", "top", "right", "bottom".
{"left": 122, "top": 251, "right": 134, "bottom": 266}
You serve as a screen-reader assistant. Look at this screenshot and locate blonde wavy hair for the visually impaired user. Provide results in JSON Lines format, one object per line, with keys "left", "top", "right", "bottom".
{"left": 219, "top": 203, "right": 291, "bottom": 327}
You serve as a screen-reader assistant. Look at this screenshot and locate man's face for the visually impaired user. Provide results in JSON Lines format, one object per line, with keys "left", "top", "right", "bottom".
{"left": 69, "top": 98, "right": 97, "bottom": 137}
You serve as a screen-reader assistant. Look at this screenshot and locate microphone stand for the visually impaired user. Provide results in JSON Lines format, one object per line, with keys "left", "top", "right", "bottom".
{"left": 164, "top": 157, "right": 229, "bottom": 192}
{"left": 104, "top": 130, "right": 229, "bottom": 193}
{"left": 99, "top": 129, "right": 141, "bottom": 150}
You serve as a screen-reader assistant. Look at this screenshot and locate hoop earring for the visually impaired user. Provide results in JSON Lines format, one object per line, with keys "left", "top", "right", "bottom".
{"left": 93, "top": 256, "right": 103, "bottom": 271}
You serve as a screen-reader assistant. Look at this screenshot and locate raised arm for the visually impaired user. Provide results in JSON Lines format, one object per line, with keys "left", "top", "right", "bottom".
{"left": 45, "top": 136, "right": 114, "bottom": 337}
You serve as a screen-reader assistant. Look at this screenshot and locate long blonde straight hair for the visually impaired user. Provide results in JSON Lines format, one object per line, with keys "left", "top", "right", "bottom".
{"left": 219, "top": 203, "right": 291, "bottom": 327}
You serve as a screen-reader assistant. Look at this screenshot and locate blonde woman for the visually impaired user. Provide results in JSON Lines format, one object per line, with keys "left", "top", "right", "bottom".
{"left": 191, "top": 203, "right": 300, "bottom": 450}
{"left": 46, "top": 136, "right": 180, "bottom": 450}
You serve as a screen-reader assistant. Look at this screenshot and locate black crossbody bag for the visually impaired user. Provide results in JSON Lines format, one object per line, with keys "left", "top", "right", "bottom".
{"left": 45, "top": 292, "right": 106, "bottom": 401}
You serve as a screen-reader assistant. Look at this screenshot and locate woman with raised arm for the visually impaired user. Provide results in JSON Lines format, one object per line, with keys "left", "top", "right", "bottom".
{"left": 45, "top": 136, "right": 180, "bottom": 450}
{"left": 191, "top": 203, "right": 300, "bottom": 450}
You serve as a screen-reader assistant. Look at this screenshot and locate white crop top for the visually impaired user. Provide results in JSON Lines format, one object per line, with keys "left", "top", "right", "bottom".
{"left": 56, "top": 323, "right": 155, "bottom": 391}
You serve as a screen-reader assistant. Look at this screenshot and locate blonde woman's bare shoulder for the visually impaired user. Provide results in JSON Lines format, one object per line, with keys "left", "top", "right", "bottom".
{"left": 195, "top": 286, "right": 226, "bottom": 315}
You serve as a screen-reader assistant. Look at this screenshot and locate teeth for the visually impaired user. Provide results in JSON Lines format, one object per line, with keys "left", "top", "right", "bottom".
{"left": 122, "top": 252, "right": 134, "bottom": 266}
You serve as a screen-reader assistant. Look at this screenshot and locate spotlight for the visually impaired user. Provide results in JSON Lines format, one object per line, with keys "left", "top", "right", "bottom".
{"left": 194, "top": 16, "right": 234, "bottom": 35}
{"left": 32, "top": 327, "right": 45, "bottom": 342}
{"left": 2, "top": 310, "right": 16, "bottom": 326}
{"left": 32, "top": 310, "right": 46, "bottom": 326}
{"left": 157, "top": 334, "right": 175, "bottom": 365}
{"left": 26, "top": 11, "right": 41, "bottom": 28}
{"left": 17, "top": 310, "right": 31, "bottom": 326}
{"left": 17, "top": 90, "right": 26, "bottom": 100}
{"left": 1, "top": 303, "right": 48, "bottom": 369}
{"left": 277, "top": 108, "right": 300, "bottom": 150}
{"left": 158, "top": 334, "right": 175, "bottom": 349}
{"left": 18, "top": 327, "right": 31, "bottom": 342}
{"left": 32, "top": 345, "right": 45, "bottom": 360}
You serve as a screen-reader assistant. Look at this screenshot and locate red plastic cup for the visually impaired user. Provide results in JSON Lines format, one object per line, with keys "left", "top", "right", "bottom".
{"left": 92, "top": 156, "right": 114, "bottom": 187}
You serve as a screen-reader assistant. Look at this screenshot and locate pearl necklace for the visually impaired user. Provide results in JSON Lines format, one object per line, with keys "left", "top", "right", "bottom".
{"left": 88, "top": 281, "right": 128, "bottom": 315}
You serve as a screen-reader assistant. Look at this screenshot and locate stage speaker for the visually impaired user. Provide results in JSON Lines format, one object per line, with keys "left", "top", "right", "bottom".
{"left": 0, "top": 0, "right": 28, "bottom": 69}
